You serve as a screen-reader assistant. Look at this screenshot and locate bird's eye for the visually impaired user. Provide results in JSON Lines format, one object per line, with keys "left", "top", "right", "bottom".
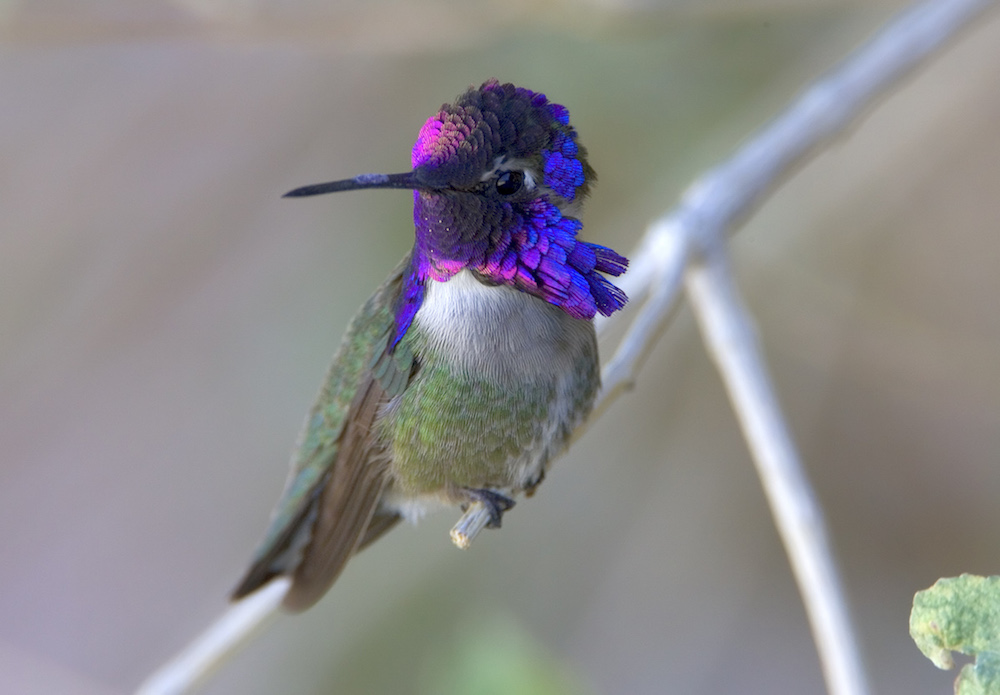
{"left": 495, "top": 170, "right": 524, "bottom": 196}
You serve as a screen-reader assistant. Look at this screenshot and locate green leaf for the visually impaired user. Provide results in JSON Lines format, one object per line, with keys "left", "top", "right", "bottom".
{"left": 955, "top": 651, "right": 1000, "bottom": 695}
{"left": 910, "top": 574, "right": 1000, "bottom": 694}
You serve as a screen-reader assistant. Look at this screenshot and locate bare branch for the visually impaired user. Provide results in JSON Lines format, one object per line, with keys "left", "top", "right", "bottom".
{"left": 136, "top": 578, "right": 290, "bottom": 695}
{"left": 592, "top": 216, "right": 691, "bottom": 419}
{"left": 590, "top": 2, "right": 996, "bottom": 695}
{"left": 685, "top": 251, "right": 867, "bottom": 695}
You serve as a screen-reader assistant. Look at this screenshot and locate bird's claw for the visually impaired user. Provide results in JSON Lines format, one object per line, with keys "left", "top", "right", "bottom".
{"left": 463, "top": 488, "right": 515, "bottom": 528}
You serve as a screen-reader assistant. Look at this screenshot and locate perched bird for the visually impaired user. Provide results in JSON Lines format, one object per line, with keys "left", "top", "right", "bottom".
{"left": 232, "top": 79, "right": 629, "bottom": 612}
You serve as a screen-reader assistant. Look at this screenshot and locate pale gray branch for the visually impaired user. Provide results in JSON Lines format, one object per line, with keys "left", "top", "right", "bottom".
{"left": 685, "top": 252, "right": 867, "bottom": 695}
{"left": 592, "top": 216, "right": 691, "bottom": 419}
{"left": 136, "top": 578, "right": 289, "bottom": 695}
{"left": 591, "top": 2, "right": 996, "bottom": 695}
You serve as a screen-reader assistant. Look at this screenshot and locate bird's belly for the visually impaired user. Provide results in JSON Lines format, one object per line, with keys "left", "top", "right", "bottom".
{"left": 380, "top": 271, "right": 599, "bottom": 507}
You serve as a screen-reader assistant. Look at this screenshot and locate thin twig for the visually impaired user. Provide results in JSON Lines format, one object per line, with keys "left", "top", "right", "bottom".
{"left": 592, "top": 216, "right": 691, "bottom": 419}
{"left": 450, "top": 501, "right": 492, "bottom": 549}
{"left": 136, "top": 578, "right": 290, "bottom": 695}
{"left": 591, "top": 2, "right": 996, "bottom": 695}
{"left": 685, "top": 250, "right": 868, "bottom": 695}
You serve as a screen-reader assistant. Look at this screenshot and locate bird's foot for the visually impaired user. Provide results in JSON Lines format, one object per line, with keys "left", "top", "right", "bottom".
{"left": 462, "top": 488, "right": 516, "bottom": 528}
{"left": 450, "top": 489, "right": 516, "bottom": 550}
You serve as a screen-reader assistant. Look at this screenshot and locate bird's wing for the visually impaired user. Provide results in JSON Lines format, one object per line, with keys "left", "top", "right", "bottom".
{"left": 231, "top": 255, "right": 415, "bottom": 611}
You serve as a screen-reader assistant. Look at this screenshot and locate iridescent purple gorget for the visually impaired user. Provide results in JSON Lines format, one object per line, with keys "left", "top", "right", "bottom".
{"left": 390, "top": 79, "right": 628, "bottom": 347}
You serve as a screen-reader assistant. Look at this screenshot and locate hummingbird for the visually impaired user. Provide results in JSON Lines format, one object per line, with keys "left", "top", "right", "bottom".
{"left": 232, "top": 79, "right": 629, "bottom": 612}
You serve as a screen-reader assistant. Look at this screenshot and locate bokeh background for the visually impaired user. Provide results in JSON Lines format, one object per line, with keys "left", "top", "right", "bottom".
{"left": 1, "top": 1, "right": 999, "bottom": 693}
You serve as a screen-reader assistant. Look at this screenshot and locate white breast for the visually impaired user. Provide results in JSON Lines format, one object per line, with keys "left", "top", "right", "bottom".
{"left": 414, "top": 270, "right": 592, "bottom": 383}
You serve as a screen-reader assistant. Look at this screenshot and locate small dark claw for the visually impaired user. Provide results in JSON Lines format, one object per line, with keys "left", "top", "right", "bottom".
{"left": 524, "top": 469, "right": 546, "bottom": 498}
{"left": 464, "top": 489, "right": 516, "bottom": 528}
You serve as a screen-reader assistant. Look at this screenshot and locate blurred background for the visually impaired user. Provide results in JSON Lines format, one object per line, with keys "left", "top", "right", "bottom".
{"left": 1, "top": 1, "right": 998, "bottom": 693}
